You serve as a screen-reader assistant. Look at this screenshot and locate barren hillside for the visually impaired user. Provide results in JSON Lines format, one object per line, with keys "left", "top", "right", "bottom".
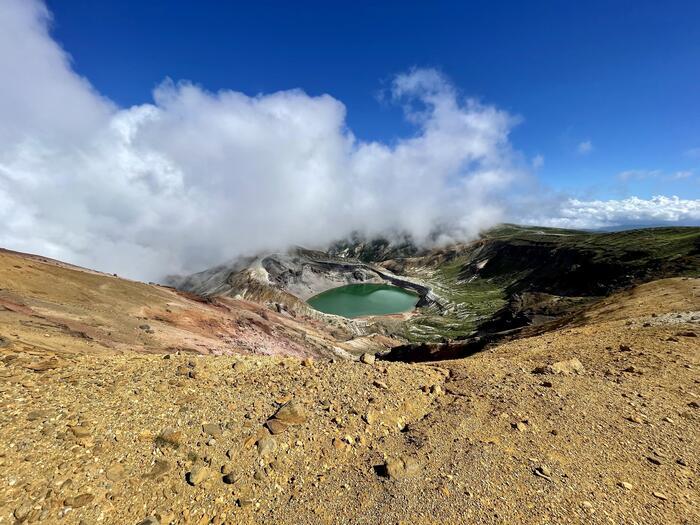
{"left": 0, "top": 246, "right": 698, "bottom": 524}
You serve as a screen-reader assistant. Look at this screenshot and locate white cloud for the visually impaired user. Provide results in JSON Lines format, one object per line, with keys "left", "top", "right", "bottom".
{"left": 519, "top": 195, "right": 700, "bottom": 229}
{"left": 532, "top": 154, "right": 544, "bottom": 169}
{"left": 577, "top": 140, "right": 593, "bottom": 155}
{"left": 617, "top": 169, "right": 660, "bottom": 181}
{"left": 618, "top": 169, "right": 694, "bottom": 182}
{"left": 669, "top": 170, "right": 693, "bottom": 180}
{"left": 684, "top": 147, "right": 700, "bottom": 159}
{"left": 0, "top": 1, "right": 525, "bottom": 280}
{"left": 1, "top": 1, "right": 696, "bottom": 282}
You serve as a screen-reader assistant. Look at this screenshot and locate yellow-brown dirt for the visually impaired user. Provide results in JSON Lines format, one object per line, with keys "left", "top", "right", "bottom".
{"left": 0, "top": 249, "right": 698, "bottom": 524}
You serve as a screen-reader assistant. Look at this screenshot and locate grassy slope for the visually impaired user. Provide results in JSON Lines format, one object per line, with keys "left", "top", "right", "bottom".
{"left": 486, "top": 224, "right": 699, "bottom": 269}
{"left": 400, "top": 225, "right": 700, "bottom": 342}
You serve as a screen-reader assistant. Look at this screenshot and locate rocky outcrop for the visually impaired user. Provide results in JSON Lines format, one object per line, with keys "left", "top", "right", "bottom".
{"left": 170, "top": 247, "right": 442, "bottom": 311}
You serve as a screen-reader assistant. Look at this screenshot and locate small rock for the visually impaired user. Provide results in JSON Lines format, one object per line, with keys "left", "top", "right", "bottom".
{"left": 64, "top": 493, "right": 94, "bottom": 508}
{"left": 222, "top": 473, "right": 236, "bottom": 484}
{"left": 533, "top": 465, "right": 552, "bottom": 481}
{"left": 238, "top": 497, "right": 254, "bottom": 507}
{"left": 105, "top": 463, "right": 126, "bottom": 482}
{"left": 363, "top": 409, "right": 378, "bottom": 425}
{"left": 256, "top": 434, "right": 277, "bottom": 457}
{"left": 13, "top": 502, "right": 32, "bottom": 522}
{"left": 145, "top": 460, "right": 171, "bottom": 480}
{"left": 513, "top": 421, "right": 528, "bottom": 432}
{"left": 26, "top": 358, "right": 60, "bottom": 372}
{"left": 236, "top": 487, "right": 255, "bottom": 507}
{"left": 532, "top": 358, "right": 585, "bottom": 376}
{"left": 618, "top": 481, "right": 633, "bottom": 490}
{"left": 360, "top": 353, "right": 376, "bottom": 365}
{"left": 382, "top": 456, "right": 420, "bottom": 480}
{"left": 430, "top": 384, "right": 443, "bottom": 395}
{"left": 652, "top": 491, "right": 668, "bottom": 500}
{"left": 619, "top": 344, "right": 632, "bottom": 352}
{"left": 156, "top": 428, "right": 183, "bottom": 448}
{"left": 26, "top": 409, "right": 51, "bottom": 422}
{"left": 202, "top": 423, "right": 222, "bottom": 438}
{"left": 265, "top": 419, "right": 289, "bottom": 435}
{"left": 68, "top": 424, "right": 91, "bottom": 439}
{"left": 332, "top": 437, "right": 347, "bottom": 451}
{"left": 137, "top": 517, "right": 160, "bottom": 525}
{"left": 186, "top": 466, "right": 211, "bottom": 486}
{"left": 688, "top": 401, "right": 699, "bottom": 409}
{"left": 271, "top": 400, "right": 307, "bottom": 425}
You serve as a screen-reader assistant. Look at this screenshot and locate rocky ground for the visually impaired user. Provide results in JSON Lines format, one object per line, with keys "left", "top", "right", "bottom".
{"left": 0, "top": 274, "right": 698, "bottom": 524}
{"left": 0, "top": 248, "right": 399, "bottom": 361}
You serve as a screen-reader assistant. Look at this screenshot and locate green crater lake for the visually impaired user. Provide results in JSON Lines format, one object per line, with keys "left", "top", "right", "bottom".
{"left": 307, "top": 284, "right": 419, "bottom": 318}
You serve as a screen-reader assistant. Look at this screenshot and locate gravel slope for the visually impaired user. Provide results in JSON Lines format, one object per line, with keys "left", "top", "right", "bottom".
{"left": 0, "top": 278, "right": 697, "bottom": 524}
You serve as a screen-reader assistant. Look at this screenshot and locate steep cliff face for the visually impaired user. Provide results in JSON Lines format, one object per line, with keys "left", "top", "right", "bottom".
{"left": 328, "top": 234, "right": 423, "bottom": 262}
{"left": 171, "top": 247, "right": 440, "bottom": 309}
{"left": 456, "top": 232, "right": 700, "bottom": 297}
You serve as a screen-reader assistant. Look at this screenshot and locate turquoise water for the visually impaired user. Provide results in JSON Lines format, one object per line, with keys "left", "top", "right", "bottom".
{"left": 307, "top": 283, "right": 419, "bottom": 318}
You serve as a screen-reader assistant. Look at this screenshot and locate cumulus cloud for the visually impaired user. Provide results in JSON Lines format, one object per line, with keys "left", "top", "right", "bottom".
{"left": 518, "top": 195, "right": 700, "bottom": 229}
{"left": 577, "top": 140, "right": 593, "bottom": 155}
{"left": 0, "top": 1, "right": 524, "bottom": 280}
{"left": 1, "top": 1, "right": 697, "bottom": 282}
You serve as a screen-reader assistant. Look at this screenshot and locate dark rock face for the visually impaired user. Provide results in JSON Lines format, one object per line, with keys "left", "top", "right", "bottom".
{"left": 459, "top": 232, "right": 700, "bottom": 298}
{"left": 259, "top": 249, "right": 440, "bottom": 307}
{"left": 328, "top": 234, "right": 423, "bottom": 263}
{"left": 460, "top": 241, "right": 629, "bottom": 296}
{"left": 379, "top": 339, "right": 486, "bottom": 363}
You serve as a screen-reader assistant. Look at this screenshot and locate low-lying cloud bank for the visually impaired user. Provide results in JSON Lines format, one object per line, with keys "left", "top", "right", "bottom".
{"left": 0, "top": 1, "right": 697, "bottom": 281}
{"left": 520, "top": 195, "right": 700, "bottom": 230}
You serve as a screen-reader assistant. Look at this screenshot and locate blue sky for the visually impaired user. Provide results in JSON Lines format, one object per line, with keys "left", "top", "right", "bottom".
{"left": 0, "top": 0, "right": 698, "bottom": 279}
{"left": 46, "top": 0, "right": 700, "bottom": 200}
